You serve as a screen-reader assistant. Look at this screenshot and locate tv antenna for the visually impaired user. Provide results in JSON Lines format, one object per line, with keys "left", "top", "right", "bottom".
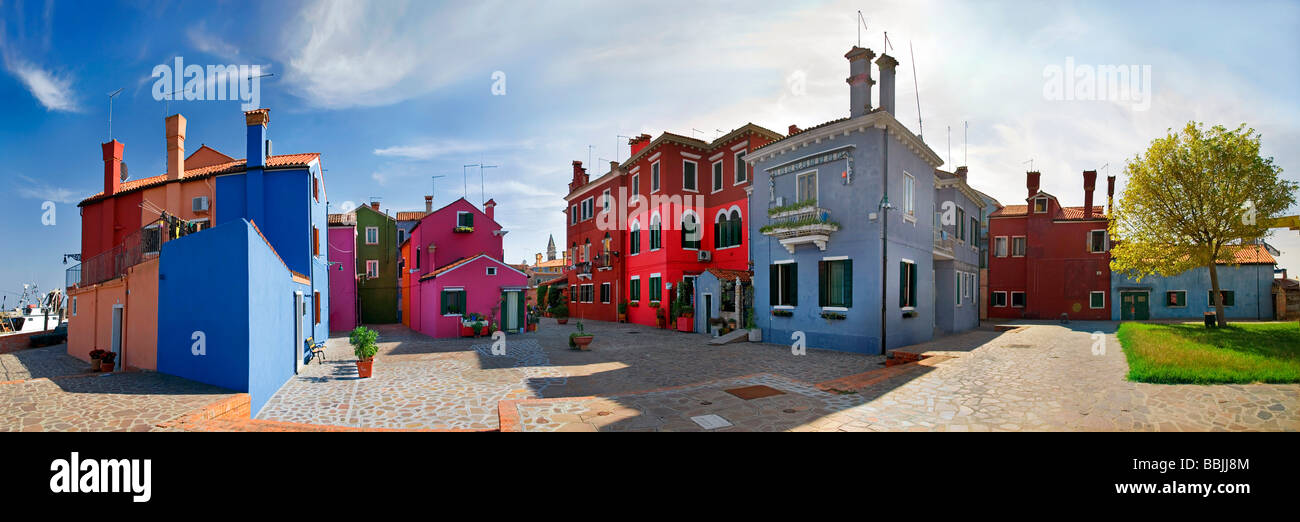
{"left": 616, "top": 135, "right": 632, "bottom": 162}
{"left": 106, "top": 88, "right": 123, "bottom": 140}
{"left": 478, "top": 162, "right": 498, "bottom": 205}
{"left": 462, "top": 164, "right": 477, "bottom": 198}
{"left": 963, "top": 121, "right": 969, "bottom": 166}
{"left": 1024, "top": 158, "right": 1034, "bottom": 171}
{"left": 909, "top": 40, "right": 922, "bottom": 139}
{"left": 857, "top": 11, "right": 868, "bottom": 47}
{"left": 430, "top": 174, "right": 447, "bottom": 204}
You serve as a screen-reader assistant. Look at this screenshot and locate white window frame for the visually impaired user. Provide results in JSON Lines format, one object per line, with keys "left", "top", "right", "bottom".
{"left": 711, "top": 161, "right": 724, "bottom": 194}
{"left": 900, "top": 258, "right": 917, "bottom": 310}
{"left": 71, "top": 296, "right": 77, "bottom": 316}
{"left": 1010, "top": 291, "right": 1026, "bottom": 308}
{"left": 631, "top": 174, "right": 640, "bottom": 197}
{"left": 365, "top": 226, "right": 379, "bottom": 245}
{"left": 1033, "top": 197, "right": 1048, "bottom": 213}
{"left": 992, "top": 291, "right": 1007, "bottom": 307}
{"left": 651, "top": 161, "right": 661, "bottom": 193}
{"left": 1089, "top": 291, "right": 1105, "bottom": 309}
{"left": 682, "top": 159, "right": 699, "bottom": 193}
{"left": 734, "top": 150, "right": 747, "bottom": 185}
{"left": 366, "top": 259, "right": 379, "bottom": 279}
{"left": 630, "top": 275, "right": 641, "bottom": 302}
{"left": 1011, "top": 236, "right": 1027, "bottom": 257}
{"left": 955, "top": 272, "right": 963, "bottom": 307}
{"left": 995, "top": 236, "right": 1008, "bottom": 257}
{"left": 601, "top": 282, "right": 611, "bottom": 304}
{"left": 903, "top": 171, "right": 915, "bottom": 216}
{"left": 1088, "top": 229, "right": 1108, "bottom": 253}
{"left": 1165, "top": 289, "right": 1188, "bottom": 308}
{"left": 649, "top": 213, "right": 662, "bottom": 252}
{"left": 795, "top": 169, "right": 818, "bottom": 203}
{"left": 629, "top": 220, "right": 641, "bottom": 256}
{"left": 602, "top": 189, "right": 611, "bottom": 211}
{"left": 570, "top": 205, "right": 578, "bottom": 224}
{"left": 486, "top": 266, "right": 497, "bottom": 276}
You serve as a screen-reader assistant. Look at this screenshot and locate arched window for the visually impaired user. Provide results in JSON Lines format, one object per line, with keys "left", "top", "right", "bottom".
{"left": 650, "top": 214, "right": 662, "bottom": 250}
{"left": 729, "top": 209, "right": 743, "bottom": 248}
{"left": 629, "top": 221, "right": 641, "bottom": 255}
{"left": 714, "top": 212, "right": 728, "bottom": 249}
{"left": 681, "top": 212, "right": 700, "bottom": 249}
{"left": 583, "top": 238, "right": 591, "bottom": 262}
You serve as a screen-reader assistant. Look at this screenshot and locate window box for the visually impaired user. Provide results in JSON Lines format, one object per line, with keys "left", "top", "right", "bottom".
{"left": 820, "top": 311, "right": 846, "bottom": 320}
{"left": 629, "top": 300, "right": 640, "bottom": 307}
{"left": 901, "top": 309, "right": 917, "bottom": 319}
{"left": 649, "top": 301, "right": 660, "bottom": 308}
{"left": 771, "top": 309, "right": 793, "bottom": 317}
{"left": 453, "top": 226, "right": 474, "bottom": 233}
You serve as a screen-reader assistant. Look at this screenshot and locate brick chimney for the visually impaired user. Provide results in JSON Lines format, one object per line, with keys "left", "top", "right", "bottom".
{"left": 369, "top": 200, "right": 380, "bottom": 212}
{"left": 788, "top": 124, "right": 802, "bottom": 136}
{"left": 955, "top": 166, "right": 968, "bottom": 178}
{"left": 628, "top": 133, "right": 652, "bottom": 157}
{"left": 1082, "top": 170, "right": 1098, "bottom": 219}
{"left": 569, "top": 161, "right": 588, "bottom": 193}
{"left": 1107, "top": 175, "right": 1116, "bottom": 215}
{"left": 102, "top": 140, "right": 124, "bottom": 196}
{"left": 244, "top": 108, "right": 270, "bottom": 169}
{"left": 1027, "top": 171, "right": 1041, "bottom": 199}
{"left": 875, "top": 54, "right": 899, "bottom": 115}
{"left": 535, "top": 253, "right": 542, "bottom": 265}
{"left": 165, "top": 114, "right": 186, "bottom": 180}
{"left": 845, "top": 47, "right": 876, "bottom": 118}
{"left": 484, "top": 198, "right": 496, "bottom": 221}
{"left": 425, "top": 195, "right": 433, "bottom": 213}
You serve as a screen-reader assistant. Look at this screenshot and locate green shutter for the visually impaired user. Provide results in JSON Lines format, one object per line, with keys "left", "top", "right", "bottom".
{"left": 899, "top": 261, "right": 906, "bottom": 307}
{"left": 1224, "top": 291, "right": 1234, "bottom": 306}
{"left": 770, "top": 265, "right": 779, "bottom": 305}
{"left": 818, "top": 261, "right": 828, "bottom": 307}
{"left": 842, "top": 260, "right": 852, "bottom": 308}
{"left": 789, "top": 263, "right": 798, "bottom": 306}
{"left": 909, "top": 263, "right": 917, "bottom": 308}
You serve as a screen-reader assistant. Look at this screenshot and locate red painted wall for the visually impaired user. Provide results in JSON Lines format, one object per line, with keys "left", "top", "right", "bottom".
{"left": 988, "top": 196, "right": 1110, "bottom": 320}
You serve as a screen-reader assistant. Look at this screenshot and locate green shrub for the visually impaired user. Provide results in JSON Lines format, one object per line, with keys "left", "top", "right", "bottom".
{"left": 349, "top": 326, "right": 379, "bottom": 360}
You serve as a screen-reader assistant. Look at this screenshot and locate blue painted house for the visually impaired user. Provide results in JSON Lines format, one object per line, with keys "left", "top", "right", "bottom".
{"left": 157, "top": 108, "right": 329, "bottom": 414}
{"left": 747, "top": 47, "right": 979, "bottom": 354}
{"left": 1111, "top": 244, "right": 1277, "bottom": 321}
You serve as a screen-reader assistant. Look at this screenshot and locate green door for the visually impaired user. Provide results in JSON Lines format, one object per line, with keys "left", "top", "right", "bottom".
{"left": 1120, "top": 291, "right": 1149, "bottom": 320}
{"left": 501, "top": 291, "right": 523, "bottom": 333}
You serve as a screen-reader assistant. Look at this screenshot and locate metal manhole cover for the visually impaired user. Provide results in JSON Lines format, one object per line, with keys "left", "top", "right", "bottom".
{"left": 724, "top": 385, "right": 787, "bottom": 400}
{"left": 690, "top": 414, "right": 733, "bottom": 430}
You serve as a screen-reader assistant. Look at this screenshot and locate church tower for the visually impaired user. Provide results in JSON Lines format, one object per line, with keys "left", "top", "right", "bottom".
{"left": 546, "top": 234, "right": 557, "bottom": 261}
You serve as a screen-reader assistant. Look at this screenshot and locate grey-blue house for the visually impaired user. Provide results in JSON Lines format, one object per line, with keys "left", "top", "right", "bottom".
{"left": 746, "top": 46, "right": 983, "bottom": 354}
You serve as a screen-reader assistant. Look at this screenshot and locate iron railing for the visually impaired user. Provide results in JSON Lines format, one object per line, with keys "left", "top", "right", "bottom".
{"left": 70, "top": 223, "right": 179, "bottom": 288}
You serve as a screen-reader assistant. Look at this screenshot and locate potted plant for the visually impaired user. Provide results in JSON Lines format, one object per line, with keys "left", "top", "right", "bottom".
{"left": 655, "top": 308, "right": 667, "bottom": 328}
{"left": 100, "top": 352, "right": 116, "bottom": 372}
{"left": 746, "top": 308, "right": 761, "bottom": 342}
{"left": 568, "top": 321, "right": 594, "bottom": 351}
{"left": 527, "top": 314, "right": 540, "bottom": 332}
{"left": 89, "top": 349, "right": 106, "bottom": 372}
{"left": 350, "top": 326, "right": 378, "bottom": 378}
{"left": 676, "top": 304, "right": 694, "bottom": 332}
{"left": 727, "top": 318, "right": 738, "bottom": 331}
{"left": 617, "top": 301, "right": 629, "bottom": 323}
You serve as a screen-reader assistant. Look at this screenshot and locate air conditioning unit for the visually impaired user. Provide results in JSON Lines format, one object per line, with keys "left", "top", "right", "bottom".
{"left": 697, "top": 250, "right": 712, "bottom": 262}
{"left": 192, "top": 196, "right": 209, "bottom": 213}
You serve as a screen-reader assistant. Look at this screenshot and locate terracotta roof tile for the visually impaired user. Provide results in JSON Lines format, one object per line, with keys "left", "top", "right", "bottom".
{"left": 704, "top": 268, "right": 752, "bottom": 282}
{"left": 395, "top": 211, "right": 429, "bottom": 221}
{"left": 79, "top": 153, "right": 321, "bottom": 206}
{"left": 1056, "top": 206, "right": 1107, "bottom": 220}
{"left": 1221, "top": 244, "right": 1275, "bottom": 265}
{"left": 990, "top": 204, "right": 1028, "bottom": 217}
{"left": 327, "top": 213, "right": 356, "bottom": 226}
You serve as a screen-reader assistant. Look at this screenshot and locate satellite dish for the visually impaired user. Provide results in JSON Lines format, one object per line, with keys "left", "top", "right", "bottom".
{"left": 120, "top": 161, "right": 129, "bottom": 181}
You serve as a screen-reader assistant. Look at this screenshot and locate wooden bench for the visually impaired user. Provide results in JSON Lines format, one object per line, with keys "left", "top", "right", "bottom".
{"left": 307, "top": 337, "right": 327, "bottom": 364}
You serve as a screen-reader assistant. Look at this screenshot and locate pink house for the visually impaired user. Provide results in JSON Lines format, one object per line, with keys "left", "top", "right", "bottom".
{"left": 408, "top": 198, "right": 528, "bottom": 337}
{"left": 327, "top": 213, "right": 359, "bottom": 332}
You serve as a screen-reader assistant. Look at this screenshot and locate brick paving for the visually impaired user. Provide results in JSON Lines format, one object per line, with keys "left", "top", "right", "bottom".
{"left": 0, "top": 372, "right": 238, "bottom": 432}
{"left": 1, "top": 344, "right": 90, "bottom": 382}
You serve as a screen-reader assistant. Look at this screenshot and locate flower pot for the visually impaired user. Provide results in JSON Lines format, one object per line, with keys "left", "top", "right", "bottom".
{"left": 676, "top": 316, "right": 693, "bottom": 332}
{"left": 557, "top": 318, "right": 568, "bottom": 325}
{"left": 461, "top": 325, "right": 475, "bottom": 337}
{"left": 91, "top": 358, "right": 102, "bottom": 372}
{"left": 617, "top": 313, "right": 627, "bottom": 323}
{"left": 356, "top": 359, "right": 373, "bottom": 378}
{"left": 572, "top": 335, "right": 594, "bottom": 351}
{"left": 480, "top": 326, "right": 491, "bottom": 337}
{"left": 101, "top": 362, "right": 115, "bottom": 372}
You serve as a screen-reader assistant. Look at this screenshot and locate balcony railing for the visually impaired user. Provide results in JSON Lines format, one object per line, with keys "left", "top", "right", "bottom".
{"left": 70, "top": 221, "right": 181, "bottom": 288}
{"left": 933, "top": 229, "right": 955, "bottom": 258}
{"left": 65, "top": 263, "right": 81, "bottom": 288}
{"left": 761, "top": 206, "right": 839, "bottom": 253}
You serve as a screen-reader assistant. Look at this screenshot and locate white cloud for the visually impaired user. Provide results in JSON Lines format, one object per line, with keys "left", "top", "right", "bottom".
{"left": 188, "top": 24, "right": 241, "bottom": 60}
{"left": 4, "top": 55, "right": 77, "bottom": 112}
{"left": 16, "top": 175, "right": 77, "bottom": 204}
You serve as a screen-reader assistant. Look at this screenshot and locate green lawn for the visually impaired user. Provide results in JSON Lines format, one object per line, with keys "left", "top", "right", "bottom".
{"left": 1116, "top": 322, "right": 1300, "bottom": 384}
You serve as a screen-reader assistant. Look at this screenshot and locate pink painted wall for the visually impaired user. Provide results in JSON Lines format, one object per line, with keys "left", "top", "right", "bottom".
{"left": 328, "top": 226, "right": 358, "bottom": 331}
{"left": 416, "top": 255, "right": 527, "bottom": 338}
{"left": 410, "top": 198, "right": 505, "bottom": 280}
{"left": 65, "top": 258, "right": 158, "bottom": 370}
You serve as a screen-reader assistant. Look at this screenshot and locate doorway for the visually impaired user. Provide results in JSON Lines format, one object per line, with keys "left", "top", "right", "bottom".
{"left": 294, "top": 291, "right": 304, "bottom": 374}
{"left": 502, "top": 291, "right": 522, "bottom": 333}
{"left": 110, "top": 304, "right": 124, "bottom": 367}
{"left": 1120, "top": 291, "right": 1149, "bottom": 320}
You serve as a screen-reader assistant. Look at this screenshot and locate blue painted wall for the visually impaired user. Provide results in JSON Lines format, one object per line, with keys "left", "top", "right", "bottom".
{"left": 750, "top": 118, "right": 940, "bottom": 354}
{"left": 933, "top": 179, "right": 983, "bottom": 334}
{"left": 157, "top": 219, "right": 303, "bottom": 415}
{"left": 1111, "top": 263, "right": 1275, "bottom": 320}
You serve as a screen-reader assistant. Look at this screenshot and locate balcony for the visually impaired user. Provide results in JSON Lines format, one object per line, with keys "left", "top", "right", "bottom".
{"left": 933, "top": 229, "right": 955, "bottom": 259}
{"left": 69, "top": 221, "right": 182, "bottom": 288}
{"left": 760, "top": 205, "right": 839, "bottom": 253}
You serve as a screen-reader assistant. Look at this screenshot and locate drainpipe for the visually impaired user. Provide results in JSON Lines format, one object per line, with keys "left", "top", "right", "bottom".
{"left": 879, "top": 127, "right": 889, "bottom": 355}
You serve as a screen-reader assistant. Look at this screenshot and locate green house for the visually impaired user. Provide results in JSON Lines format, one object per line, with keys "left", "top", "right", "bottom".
{"left": 355, "top": 203, "right": 399, "bottom": 324}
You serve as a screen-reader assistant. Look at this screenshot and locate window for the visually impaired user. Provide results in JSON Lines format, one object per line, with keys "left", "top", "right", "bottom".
{"left": 441, "top": 289, "right": 466, "bottom": 315}
{"left": 314, "top": 291, "right": 321, "bottom": 324}
{"left": 1011, "top": 291, "right": 1026, "bottom": 308}
{"left": 629, "top": 277, "right": 641, "bottom": 302}
{"left": 486, "top": 266, "right": 497, "bottom": 276}
{"left": 712, "top": 162, "right": 723, "bottom": 193}
{"left": 313, "top": 227, "right": 320, "bottom": 256}
{"left": 715, "top": 211, "right": 742, "bottom": 249}
{"left": 992, "top": 291, "right": 1007, "bottom": 307}
{"left": 570, "top": 205, "right": 578, "bottom": 224}
{"left": 631, "top": 174, "right": 640, "bottom": 197}
{"left": 957, "top": 207, "right": 966, "bottom": 242}
{"left": 964, "top": 272, "right": 972, "bottom": 300}
{"left": 602, "top": 189, "right": 611, "bottom": 210}
{"left": 365, "top": 259, "right": 379, "bottom": 279}
{"left": 1033, "top": 197, "right": 1048, "bottom": 213}
{"left": 1011, "top": 237, "right": 1026, "bottom": 257}
{"left": 681, "top": 213, "right": 700, "bottom": 250}
{"left": 649, "top": 275, "right": 662, "bottom": 301}
{"left": 956, "top": 272, "right": 963, "bottom": 305}
{"left": 580, "top": 284, "right": 594, "bottom": 303}
{"left": 796, "top": 170, "right": 817, "bottom": 202}
{"left": 898, "top": 260, "right": 917, "bottom": 308}
{"left": 818, "top": 259, "right": 852, "bottom": 308}
{"left": 581, "top": 197, "right": 594, "bottom": 220}
{"left": 770, "top": 263, "right": 798, "bottom": 307}
{"left": 683, "top": 160, "right": 698, "bottom": 192}
{"left": 651, "top": 162, "right": 660, "bottom": 192}
{"left": 629, "top": 221, "right": 641, "bottom": 255}
{"left": 903, "top": 172, "right": 915, "bottom": 216}
{"left": 313, "top": 176, "right": 319, "bottom": 202}
{"left": 1165, "top": 290, "right": 1186, "bottom": 307}
{"left": 600, "top": 282, "right": 611, "bottom": 303}
{"left": 71, "top": 296, "right": 77, "bottom": 316}
{"left": 365, "top": 226, "right": 379, "bottom": 245}
{"left": 398, "top": 229, "right": 407, "bottom": 245}
{"left": 734, "top": 150, "right": 747, "bottom": 183}
{"left": 1089, "top": 291, "right": 1105, "bottom": 309}
{"left": 415, "top": 247, "right": 421, "bottom": 270}
{"left": 995, "top": 237, "right": 1008, "bottom": 257}
{"left": 1089, "top": 230, "right": 1108, "bottom": 253}
{"left": 1208, "top": 290, "right": 1235, "bottom": 307}
{"left": 971, "top": 217, "right": 980, "bottom": 246}
{"left": 649, "top": 215, "right": 662, "bottom": 250}
{"left": 582, "top": 239, "right": 590, "bottom": 262}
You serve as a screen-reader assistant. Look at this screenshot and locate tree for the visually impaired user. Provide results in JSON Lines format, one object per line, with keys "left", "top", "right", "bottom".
{"left": 1110, "top": 122, "right": 1297, "bottom": 326}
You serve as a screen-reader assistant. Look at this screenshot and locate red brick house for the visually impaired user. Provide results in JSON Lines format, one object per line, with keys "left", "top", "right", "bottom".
{"left": 561, "top": 125, "right": 782, "bottom": 326}
{"left": 987, "top": 170, "right": 1114, "bottom": 320}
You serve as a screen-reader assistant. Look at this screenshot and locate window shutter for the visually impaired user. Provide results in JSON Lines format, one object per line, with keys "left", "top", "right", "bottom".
{"left": 909, "top": 264, "right": 917, "bottom": 308}
{"left": 789, "top": 263, "right": 798, "bottom": 306}
{"left": 770, "top": 265, "right": 779, "bottom": 305}
{"left": 818, "top": 261, "right": 828, "bottom": 307}
{"left": 843, "top": 260, "right": 853, "bottom": 308}
{"left": 899, "top": 261, "right": 906, "bottom": 307}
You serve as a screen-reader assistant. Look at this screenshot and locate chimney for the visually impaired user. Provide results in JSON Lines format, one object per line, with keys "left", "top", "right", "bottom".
{"left": 1106, "top": 175, "right": 1116, "bottom": 215}
{"left": 1026, "top": 171, "right": 1041, "bottom": 199}
{"left": 165, "top": 114, "right": 186, "bottom": 180}
{"left": 569, "top": 161, "right": 588, "bottom": 193}
{"left": 484, "top": 198, "right": 496, "bottom": 221}
{"left": 845, "top": 47, "right": 876, "bottom": 118}
{"left": 788, "top": 124, "right": 802, "bottom": 136}
{"left": 875, "top": 53, "right": 899, "bottom": 115}
{"left": 955, "top": 166, "right": 968, "bottom": 178}
{"left": 102, "top": 140, "right": 124, "bottom": 196}
{"left": 425, "top": 195, "right": 433, "bottom": 213}
{"left": 628, "top": 133, "right": 652, "bottom": 157}
{"left": 244, "top": 108, "right": 270, "bottom": 169}
{"left": 1083, "top": 170, "right": 1098, "bottom": 219}
{"left": 369, "top": 200, "right": 380, "bottom": 212}
{"left": 535, "top": 253, "right": 542, "bottom": 265}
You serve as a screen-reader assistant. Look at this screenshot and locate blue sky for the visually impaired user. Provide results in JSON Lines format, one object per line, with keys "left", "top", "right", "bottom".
{"left": 2, "top": 0, "right": 1299, "bottom": 301}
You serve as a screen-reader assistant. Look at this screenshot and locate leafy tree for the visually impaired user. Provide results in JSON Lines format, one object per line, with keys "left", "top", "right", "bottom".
{"left": 1110, "top": 122, "right": 1297, "bottom": 326}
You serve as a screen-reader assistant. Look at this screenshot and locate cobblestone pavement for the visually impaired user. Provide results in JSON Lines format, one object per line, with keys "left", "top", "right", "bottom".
{"left": 503, "top": 321, "right": 1300, "bottom": 432}
{"left": 0, "top": 372, "right": 238, "bottom": 432}
{"left": 256, "top": 321, "right": 883, "bottom": 429}
{"left": 1, "top": 344, "right": 91, "bottom": 381}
